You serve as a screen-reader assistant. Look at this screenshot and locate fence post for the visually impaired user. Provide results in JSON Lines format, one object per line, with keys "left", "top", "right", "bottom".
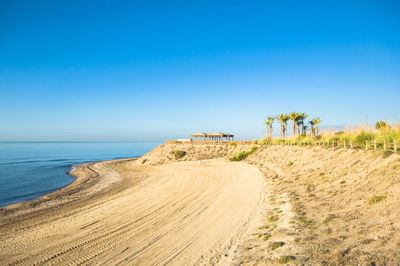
{"left": 350, "top": 141, "right": 353, "bottom": 149}
{"left": 332, "top": 140, "right": 334, "bottom": 148}
{"left": 366, "top": 140, "right": 369, "bottom": 150}
{"left": 394, "top": 141, "right": 397, "bottom": 152}
{"left": 384, "top": 140, "right": 386, "bottom": 151}
{"left": 344, "top": 140, "right": 346, "bottom": 149}
{"left": 374, "top": 140, "right": 377, "bottom": 151}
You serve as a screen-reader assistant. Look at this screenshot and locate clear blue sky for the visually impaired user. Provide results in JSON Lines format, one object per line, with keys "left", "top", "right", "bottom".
{"left": 1, "top": 0, "right": 399, "bottom": 141}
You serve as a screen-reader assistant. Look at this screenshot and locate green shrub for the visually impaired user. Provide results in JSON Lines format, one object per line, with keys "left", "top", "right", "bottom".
{"left": 376, "top": 121, "right": 388, "bottom": 130}
{"left": 229, "top": 141, "right": 237, "bottom": 146}
{"left": 141, "top": 159, "right": 148, "bottom": 164}
{"left": 354, "top": 130, "right": 375, "bottom": 146}
{"left": 230, "top": 146, "right": 258, "bottom": 161}
{"left": 263, "top": 234, "right": 271, "bottom": 241}
{"left": 268, "top": 216, "right": 279, "bottom": 223}
{"left": 230, "top": 151, "right": 247, "bottom": 161}
{"left": 368, "top": 195, "right": 387, "bottom": 205}
{"left": 258, "top": 138, "right": 270, "bottom": 146}
{"left": 268, "top": 241, "right": 284, "bottom": 250}
{"left": 174, "top": 150, "right": 186, "bottom": 160}
{"left": 299, "top": 218, "right": 313, "bottom": 225}
{"left": 277, "top": 256, "right": 295, "bottom": 264}
{"left": 249, "top": 145, "right": 258, "bottom": 154}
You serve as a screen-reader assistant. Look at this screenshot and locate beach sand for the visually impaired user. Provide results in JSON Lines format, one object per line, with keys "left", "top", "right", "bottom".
{"left": 0, "top": 158, "right": 265, "bottom": 265}
{"left": 1, "top": 143, "right": 400, "bottom": 265}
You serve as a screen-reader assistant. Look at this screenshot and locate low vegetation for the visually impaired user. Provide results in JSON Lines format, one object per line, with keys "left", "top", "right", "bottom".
{"left": 261, "top": 114, "right": 400, "bottom": 151}
{"left": 267, "top": 215, "right": 279, "bottom": 223}
{"left": 263, "top": 234, "right": 271, "bottom": 241}
{"left": 268, "top": 241, "right": 284, "bottom": 250}
{"left": 230, "top": 146, "right": 258, "bottom": 161}
{"left": 368, "top": 195, "right": 387, "bottom": 205}
{"left": 299, "top": 218, "right": 313, "bottom": 225}
{"left": 173, "top": 150, "right": 186, "bottom": 160}
{"left": 277, "top": 255, "right": 295, "bottom": 264}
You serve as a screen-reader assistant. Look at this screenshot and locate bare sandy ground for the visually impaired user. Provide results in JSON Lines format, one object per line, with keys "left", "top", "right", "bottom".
{"left": 1, "top": 143, "right": 399, "bottom": 265}
{"left": 140, "top": 144, "right": 400, "bottom": 264}
{"left": 0, "top": 159, "right": 265, "bottom": 265}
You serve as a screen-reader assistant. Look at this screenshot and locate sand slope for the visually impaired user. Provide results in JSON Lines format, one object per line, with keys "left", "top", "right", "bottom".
{"left": 0, "top": 159, "right": 265, "bottom": 265}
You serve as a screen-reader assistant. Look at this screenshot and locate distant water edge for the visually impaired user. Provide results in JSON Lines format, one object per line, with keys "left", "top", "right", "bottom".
{"left": 0, "top": 142, "right": 160, "bottom": 208}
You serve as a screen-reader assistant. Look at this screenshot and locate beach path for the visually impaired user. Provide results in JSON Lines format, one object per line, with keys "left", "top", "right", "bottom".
{"left": 0, "top": 159, "right": 264, "bottom": 265}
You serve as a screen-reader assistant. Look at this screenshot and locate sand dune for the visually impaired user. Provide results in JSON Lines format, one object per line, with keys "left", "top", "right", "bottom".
{"left": 0, "top": 159, "right": 265, "bottom": 265}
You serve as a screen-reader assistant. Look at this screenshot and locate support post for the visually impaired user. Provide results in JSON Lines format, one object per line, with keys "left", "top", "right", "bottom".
{"left": 366, "top": 140, "right": 369, "bottom": 150}
{"left": 384, "top": 140, "right": 387, "bottom": 151}
{"left": 394, "top": 141, "right": 397, "bottom": 152}
{"left": 350, "top": 141, "right": 353, "bottom": 149}
{"left": 344, "top": 140, "right": 346, "bottom": 149}
{"left": 374, "top": 140, "right": 377, "bottom": 151}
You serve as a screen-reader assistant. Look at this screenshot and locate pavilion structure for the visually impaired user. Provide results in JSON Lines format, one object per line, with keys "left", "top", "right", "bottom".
{"left": 190, "top": 132, "right": 234, "bottom": 142}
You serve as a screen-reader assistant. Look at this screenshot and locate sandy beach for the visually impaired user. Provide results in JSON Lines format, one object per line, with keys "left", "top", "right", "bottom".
{"left": 0, "top": 158, "right": 265, "bottom": 265}
{"left": 1, "top": 143, "right": 400, "bottom": 265}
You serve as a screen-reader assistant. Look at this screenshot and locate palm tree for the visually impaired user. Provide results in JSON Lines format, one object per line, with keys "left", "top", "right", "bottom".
{"left": 289, "top": 112, "right": 300, "bottom": 138}
{"left": 309, "top": 120, "right": 315, "bottom": 137}
{"left": 303, "top": 124, "right": 309, "bottom": 135}
{"left": 299, "top": 113, "right": 308, "bottom": 135}
{"left": 283, "top": 114, "right": 290, "bottom": 139}
{"left": 264, "top": 116, "right": 274, "bottom": 138}
{"left": 263, "top": 116, "right": 274, "bottom": 138}
{"left": 311, "top": 117, "right": 322, "bottom": 136}
{"left": 276, "top": 114, "right": 286, "bottom": 139}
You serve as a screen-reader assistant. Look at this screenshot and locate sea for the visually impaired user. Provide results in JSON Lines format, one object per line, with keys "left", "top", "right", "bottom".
{"left": 0, "top": 142, "right": 160, "bottom": 208}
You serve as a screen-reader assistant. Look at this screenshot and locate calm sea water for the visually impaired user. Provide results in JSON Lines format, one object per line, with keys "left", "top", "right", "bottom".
{"left": 0, "top": 142, "right": 160, "bottom": 208}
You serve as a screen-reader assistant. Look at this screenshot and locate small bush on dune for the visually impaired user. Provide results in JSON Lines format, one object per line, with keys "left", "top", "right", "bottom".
{"left": 368, "top": 194, "right": 387, "bottom": 205}
{"left": 259, "top": 138, "right": 270, "bottom": 146}
{"left": 229, "top": 141, "right": 237, "bottom": 146}
{"left": 354, "top": 130, "right": 375, "bottom": 146}
{"left": 268, "top": 241, "right": 284, "bottom": 250}
{"left": 249, "top": 145, "right": 258, "bottom": 154}
{"left": 231, "top": 151, "right": 247, "bottom": 161}
{"left": 277, "top": 255, "right": 295, "bottom": 264}
{"left": 174, "top": 150, "right": 186, "bottom": 160}
{"left": 230, "top": 146, "right": 258, "bottom": 161}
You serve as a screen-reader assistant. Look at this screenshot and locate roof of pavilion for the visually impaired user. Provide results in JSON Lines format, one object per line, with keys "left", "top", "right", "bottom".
{"left": 190, "top": 132, "right": 207, "bottom": 137}
{"left": 206, "top": 132, "right": 223, "bottom": 137}
{"left": 190, "top": 132, "right": 234, "bottom": 138}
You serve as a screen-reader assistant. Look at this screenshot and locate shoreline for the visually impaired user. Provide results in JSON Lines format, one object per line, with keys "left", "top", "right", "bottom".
{"left": 0, "top": 158, "right": 139, "bottom": 231}
{"left": 0, "top": 157, "right": 140, "bottom": 212}
{"left": 0, "top": 157, "right": 266, "bottom": 265}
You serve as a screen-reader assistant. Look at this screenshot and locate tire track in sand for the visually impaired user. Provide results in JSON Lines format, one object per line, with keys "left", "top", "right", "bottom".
{"left": 0, "top": 159, "right": 264, "bottom": 265}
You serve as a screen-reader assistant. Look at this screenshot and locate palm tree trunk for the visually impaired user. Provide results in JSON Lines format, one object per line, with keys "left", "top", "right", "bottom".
{"left": 284, "top": 123, "right": 288, "bottom": 139}
{"left": 280, "top": 123, "right": 282, "bottom": 139}
{"left": 293, "top": 120, "right": 296, "bottom": 137}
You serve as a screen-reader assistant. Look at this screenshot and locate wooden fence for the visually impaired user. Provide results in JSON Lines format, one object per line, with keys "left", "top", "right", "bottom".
{"left": 267, "top": 139, "right": 398, "bottom": 152}
{"left": 166, "top": 139, "right": 399, "bottom": 152}
{"left": 165, "top": 140, "right": 255, "bottom": 145}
